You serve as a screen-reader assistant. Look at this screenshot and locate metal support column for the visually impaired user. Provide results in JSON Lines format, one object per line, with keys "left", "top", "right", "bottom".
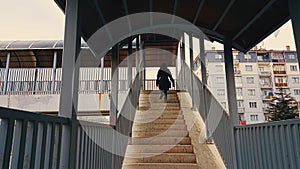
{"left": 3, "top": 52, "right": 10, "bottom": 94}
{"left": 288, "top": 0, "right": 300, "bottom": 67}
{"left": 58, "top": 0, "right": 81, "bottom": 168}
{"left": 224, "top": 37, "right": 238, "bottom": 169}
{"left": 51, "top": 51, "right": 57, "bottom": 94}
{"left": 224, "top": 37, "right": 239, "bottom": 125}
{"left": 189, "top": 34, "right": 195, "bottom": 109}
{"left": 128, "top": 38, "right": 133, "bottom": 88}
{"left": 110, "top": 45, "right": 119, "bottom": 126}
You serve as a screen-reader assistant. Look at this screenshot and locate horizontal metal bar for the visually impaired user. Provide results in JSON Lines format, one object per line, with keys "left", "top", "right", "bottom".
{"left": 0, "top": 107, "right": 70, "bottom": 124}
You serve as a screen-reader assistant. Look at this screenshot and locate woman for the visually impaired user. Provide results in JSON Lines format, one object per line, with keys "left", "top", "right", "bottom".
{"left": 156, "top": 63, "right": 175, "bottom": 102}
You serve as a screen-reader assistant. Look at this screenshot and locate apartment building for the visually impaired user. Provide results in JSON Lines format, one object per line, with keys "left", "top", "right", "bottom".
{"left": 195, "top": 48, "right": 299, "bottom": 124}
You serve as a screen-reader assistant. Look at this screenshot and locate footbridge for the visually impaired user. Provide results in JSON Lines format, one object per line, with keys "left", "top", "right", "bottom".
{"left": 1, "top": 0, "right": 300, "bottom": 168}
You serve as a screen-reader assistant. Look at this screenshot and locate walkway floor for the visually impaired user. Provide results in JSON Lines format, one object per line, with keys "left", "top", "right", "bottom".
{"left": 122, "top": 90, "right": 226, "bottom": 169}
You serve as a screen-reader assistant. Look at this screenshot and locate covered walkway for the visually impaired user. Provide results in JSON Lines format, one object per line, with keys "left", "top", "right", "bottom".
{"left": 1, "top": 0, "right": 300, "bottom": 169}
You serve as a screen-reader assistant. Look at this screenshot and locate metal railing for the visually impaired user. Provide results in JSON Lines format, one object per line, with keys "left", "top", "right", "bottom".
{"left": 180, "top": 62, "right": 300, "bottom": 169}
{"left": 144, "top": 79, "right": 177, "bottom": 90}
{"left": 0, "top": 68, "right": 131, "bottom": 95}
{"left": 234, "top": 119, "right": 300, "bottom": 169}
{"left": 74, "top": 72, "right": 141, "bottom": 169}
{"left": 0, "top": 71, "right": 142, "bottom": 169}
{"left": 0, "top": 107, "right": 70, "bottom": 169}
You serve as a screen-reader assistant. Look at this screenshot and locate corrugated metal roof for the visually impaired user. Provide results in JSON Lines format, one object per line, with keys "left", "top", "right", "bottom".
{"left": 0, "top": 40, "right": 88, "bottom": 50}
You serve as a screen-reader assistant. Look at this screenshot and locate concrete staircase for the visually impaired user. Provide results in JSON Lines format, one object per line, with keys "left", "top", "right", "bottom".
{"left": 122, "top": 90, "right": 199, "bottom": 169}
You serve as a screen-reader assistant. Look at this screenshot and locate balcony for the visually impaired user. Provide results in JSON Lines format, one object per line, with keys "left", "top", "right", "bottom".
{"left": 259, "top": 71, "right": 271, "bottom": 77}
{"left": 238, "top": 107, "right": 245, "bottom": 113}
{"left": 234, "top": 69, "right": 241, "bottom": 76}
{"left": 260, "top": 83, "right": 273, "bottom": 88}
{"left": 273, "top": 70, "right": 286, "bottom": 75}
{"left": 275, "top": 83, "right": 288, "bottom": 87}
{"left": 262, "top": 95, "right": 272, "bottom": 101}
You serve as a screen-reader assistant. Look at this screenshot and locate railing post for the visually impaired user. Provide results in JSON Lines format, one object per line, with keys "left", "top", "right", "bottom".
{"left": 128, "top": 37, "right": 133, "bottom": 88}
{"left": 189, "top": 34, "right": 195, "bottom": 109}
{"left": 58, "top": 0, "right": 81, "bottom": 168}
{"left": 3, "top": 52, "right": 10, "bottom": 95}
{"left": 198, "top": 34, "right": 212, "bottom": 142}
{"left": 51, "top": 51, "right": 57, "bottom": 94}
{"left": 181, "top": 35, "right": 186, "bottom": 90}
{"left": 100, "top": 57, "right": 104, "bottom": 92}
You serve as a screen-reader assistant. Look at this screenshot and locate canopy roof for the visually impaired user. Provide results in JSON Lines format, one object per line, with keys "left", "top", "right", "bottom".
{"left": 54, "top": 0, "right": 290, "bottom": 52}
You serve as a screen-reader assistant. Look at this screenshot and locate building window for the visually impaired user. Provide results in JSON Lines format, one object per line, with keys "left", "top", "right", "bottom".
{"left": 216, "top": 77, "right": 224, "bottom": 83}
{"left": 245, "top": 54, "right": 251, "bottom": 60}
{"left": 290, "top": 65, "right": 298, "bottom": 71}
{"left": 249, "top": 102, "right": 257, "bottom": 108}
{"left": 292, "top": 77, "right": 300, "bottom": 83}
{"left": 217, "top": 89, "right": 225, "bottom": 96}
{"left": 245, "top": 65, "right": 253, "bottom": 71}
{"left": 215, "top": 54, "right": 222, "bottom": 60}
{"left": 246, "top": 77, "right": 254, "bottom": 84}
{"left": 294, "top": 89, "right": 300, "bottom": 95}
{"left": 250, "top": 115, "right": 259, "bottom": 121}
{"left": 248, "top": 89, "right": 256, "bottom": 96}
{"left": 237, "top": 100, "right": 244, "bottom": 108}
{"left": 258, "top": 67, "right": 264, "bottom": 72}
{"left": 288, "top": 54, "right": 296, "bottom": 60}
{"left": 235, "top": 77, "right": 242, "bottom": 83}
{"left": 236, "top": 88, "right": 242, "bottom": 96}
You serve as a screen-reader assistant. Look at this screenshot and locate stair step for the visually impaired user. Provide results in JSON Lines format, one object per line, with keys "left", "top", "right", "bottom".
{"left": 134, "top": 117, "right": 184, "bottom": 122}
{"left": 133, "top": 124, "right": 187, "bottom": 131}
{"left": 131, "top": 137, "right": 191, "bottom": 145}
{"left": 126, "top": 145, "right": 194, "bottom": 153}
{"left": 134, "top": 119, "right": 185, "bottom": 125}
{"left": 139, "top": 103, "right": 180, "bottom": 106}
{"left": 139, "top": 107, "right": 181, "bottom": 111}
{"left": 132, "top": 130, "right": 188, "bottom": 137}
{"left": 122, "top": 163, "right": 199, "bottom": 169}
{"left": 124, "top": 153, "right": 196, "bottom": 163}
{"left": 136, "top": 110, "right": 182, "bottom": 115}
{"left": 134, "top": 114, "right": 183, "bottom": 119}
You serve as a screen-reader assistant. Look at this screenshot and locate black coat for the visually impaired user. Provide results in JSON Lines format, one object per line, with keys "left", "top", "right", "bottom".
{"left": 156, "top": 68, "right": 174, "bottom": 90}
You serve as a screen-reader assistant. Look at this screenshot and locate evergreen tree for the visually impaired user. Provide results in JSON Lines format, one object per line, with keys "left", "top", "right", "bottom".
{"left": 267, "top": 88, "right": 298, "bottom": 121}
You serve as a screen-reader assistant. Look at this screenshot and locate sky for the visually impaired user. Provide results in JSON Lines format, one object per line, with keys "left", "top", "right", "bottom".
{"left": 0, "top": 0, "right": 296, "bottom": 50}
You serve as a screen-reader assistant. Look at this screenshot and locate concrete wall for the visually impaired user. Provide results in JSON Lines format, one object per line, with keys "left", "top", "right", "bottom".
{"left": 0, "top": 93, "right": 112, "bottom": 113}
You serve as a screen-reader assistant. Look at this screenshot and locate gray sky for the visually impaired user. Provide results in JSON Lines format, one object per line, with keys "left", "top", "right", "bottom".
{"left": 0, "top": 0, "right": 296, "bottom": 50}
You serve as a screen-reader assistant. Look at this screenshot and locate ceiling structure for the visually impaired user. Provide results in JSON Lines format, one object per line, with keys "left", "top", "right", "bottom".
{"left": 54, "top": 0, "right": 291, "bottom": 53}
{"left": 0, "top": 40, "right": 177, "bottom": 68}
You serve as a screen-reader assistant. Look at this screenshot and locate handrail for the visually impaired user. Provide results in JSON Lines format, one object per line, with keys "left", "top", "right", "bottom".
{"left": 0, "top": 107, "right": 69, "bottom": 124}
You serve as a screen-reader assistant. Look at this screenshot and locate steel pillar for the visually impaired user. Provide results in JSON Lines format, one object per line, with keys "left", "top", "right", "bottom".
{"left": 58, "top": 0, "right": 81, "bottom": 168}
{"left": 3, "top": 52, "right": 10, "bottom": 94}
{"left": 110, "top": 45, "right": 119, "bottom": 126}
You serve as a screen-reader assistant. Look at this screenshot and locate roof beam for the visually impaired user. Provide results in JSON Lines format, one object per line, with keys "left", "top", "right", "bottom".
{"left": 193, "top": 0, "right": 205, "bottom": 24}
{"left": 92, "top": 0, "right": 113, "bottom": 42}
{"left": 233, "top": 0, "right": 277, "bottom": 40}
{"left": 122, "top": 0, "right": 132, "bottom": 32}
{"left": 213, "top": 0, "right": 236, "bottom": 31}
{"left": 197, "top": 26, "right": 225, "bottom": 41}
{"left": 171, "top": 0, "right": 178, "bottom": 23}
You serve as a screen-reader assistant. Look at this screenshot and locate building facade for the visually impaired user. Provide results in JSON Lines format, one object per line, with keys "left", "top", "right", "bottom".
{"left": 195, "top": 48, "right": 299, "bottom": 124}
